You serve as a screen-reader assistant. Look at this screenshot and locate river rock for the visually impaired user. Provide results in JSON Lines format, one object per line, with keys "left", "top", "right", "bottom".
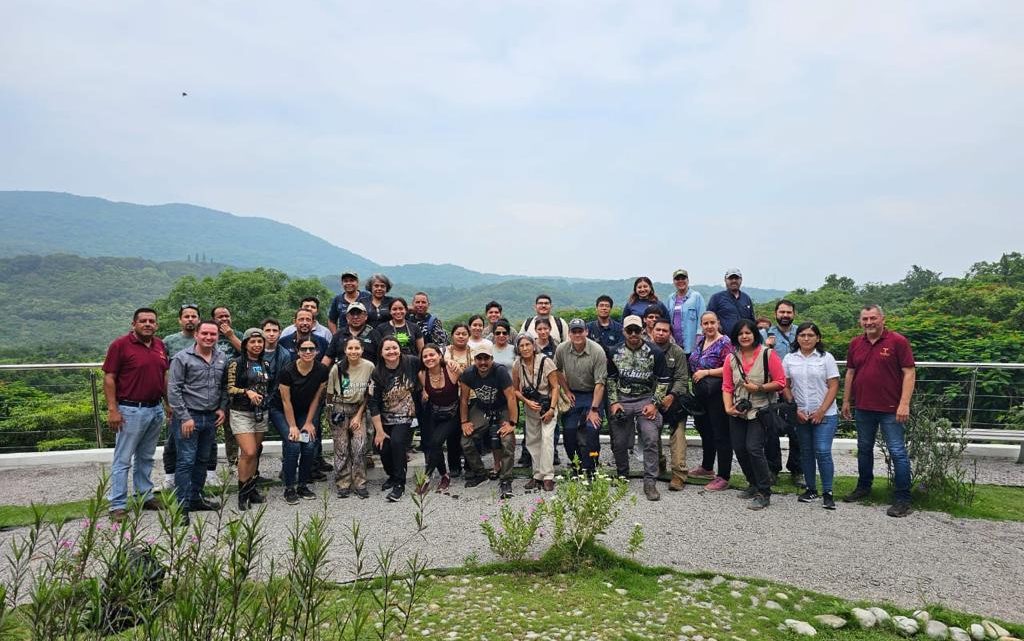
{"left": 893, "top": 615, "right": 920, "bottom": 636}
{"left": 925, "top": 620, "right": 949, "bottom": 639}
{"left": 814, "top": 615, "right": 847, "bottom": 629}
{"left": 765, "top": 601, "right": 783, "bottom": 611}
{"left": 982, "top": 621, "right": 1010, "bottom": 638}
{"left": 949, "top": 628, "right": 970, "bottom": 641}
{"left": 969, "top": 624, "right": 986, "bottom": 640}
{"left": 914, "top": 611, "right": 932, "bottom": 623}
{"left": 870, "top": 607, "right": 893, "bottom": 624}
{"left": 852, "top": 608, "right": 878, "bottom": 628}
{"left": 784, "top": 619, "right": 817, "bottom": 636}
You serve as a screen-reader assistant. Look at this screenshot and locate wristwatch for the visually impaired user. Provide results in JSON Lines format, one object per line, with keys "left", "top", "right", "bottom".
{"left": 589, "top": 406, "right": 599, "bottom": 412}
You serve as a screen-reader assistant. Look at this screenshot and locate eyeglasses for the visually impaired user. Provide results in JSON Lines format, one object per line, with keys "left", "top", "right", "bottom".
{"left": 298, "top": 346, "right": 317, "bottom": 353}
{"left": 624, "top": 327, "right": 642, "bottom": 335}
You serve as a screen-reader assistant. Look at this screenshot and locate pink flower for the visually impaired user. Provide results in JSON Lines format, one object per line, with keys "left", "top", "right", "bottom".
{"left": 189, "top": 534, "right": 199, "bottom": 544}
{"left": 480, "top": 515, "right": 490, "bottom": 523}
{"left": 59, "top": 539, "right": 74, "bottom": 550}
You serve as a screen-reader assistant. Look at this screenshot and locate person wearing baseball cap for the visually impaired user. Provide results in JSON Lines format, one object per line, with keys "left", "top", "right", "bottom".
{"left": 706, "top": 268, "right": 755, "bottom": 337}
{"left": 607, "top": 315, "right": 671, "bottom": 501}
{"left": 459, "top": 341, "right": 519, "bottom": 499}
{"left": 666, "top": 269, "right": 706, "bottom": 356}
{"left": 327, "top": 270, "right": 370, "bottom": 335}
{"left": 323, "top": 301, "right": 379, "bottom": 366}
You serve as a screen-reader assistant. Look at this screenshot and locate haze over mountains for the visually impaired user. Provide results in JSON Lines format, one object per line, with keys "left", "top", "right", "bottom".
{"left": 0, "top": 191, "right": 787, "bottom": 352}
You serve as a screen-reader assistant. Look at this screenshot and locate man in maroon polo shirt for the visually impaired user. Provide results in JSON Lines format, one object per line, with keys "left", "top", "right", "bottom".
{"left": 841, "top": 304, "right": 916, "bottom": 517}
{"left": 103, "top": 307, "right": 170, "bottom": 521}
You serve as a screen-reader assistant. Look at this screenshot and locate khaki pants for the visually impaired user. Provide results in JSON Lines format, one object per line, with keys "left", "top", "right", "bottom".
{"left": 333, "top": 414, "right": 367, "bottom": 491}
{"left": 463, "top": 405, "right": 516, "bottom": 481}
{"left": 524, "top": 407, "right": 557, "bottom": 481}
{"left": 668, "top": 420, "right": 688, "bottom": 482}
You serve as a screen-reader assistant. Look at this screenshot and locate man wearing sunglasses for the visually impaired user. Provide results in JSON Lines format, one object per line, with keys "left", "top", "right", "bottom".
{"left": 607, "top": 315, "right": 670, "bottom": 501}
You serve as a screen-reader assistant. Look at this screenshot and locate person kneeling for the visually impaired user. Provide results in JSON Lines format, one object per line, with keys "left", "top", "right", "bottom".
{"left": 459, "top": 344, "right": 518, "bottom": 499}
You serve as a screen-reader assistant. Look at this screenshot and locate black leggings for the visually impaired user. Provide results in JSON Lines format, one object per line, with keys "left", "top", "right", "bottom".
{"left": 694, "top": 390, "right": 732, "bottom": 479}
{"left": 425, "top": 413, "right": 461, "bottom": 477}
{"left": 376, "top": 422, "right": 412, "bottom": 488}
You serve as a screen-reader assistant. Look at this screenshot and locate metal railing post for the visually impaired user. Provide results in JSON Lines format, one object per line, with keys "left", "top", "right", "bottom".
{"left": 964, "top": 367, "right": 979, "bottom": 430}
{"left": 89, "top": 369, "right": 104, "bottom": 448}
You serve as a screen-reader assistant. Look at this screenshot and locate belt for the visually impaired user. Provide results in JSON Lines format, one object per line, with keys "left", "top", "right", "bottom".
{"left": 186, "top": 408, "right": 217, "bottom": 414}
{"left": 118, "top": 399, "right": 162, "bottom": 407}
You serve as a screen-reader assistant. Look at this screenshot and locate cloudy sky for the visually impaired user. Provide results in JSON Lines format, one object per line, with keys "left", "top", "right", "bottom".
{"left": 2, "top": 1, "right": 1022, "bottom": 289}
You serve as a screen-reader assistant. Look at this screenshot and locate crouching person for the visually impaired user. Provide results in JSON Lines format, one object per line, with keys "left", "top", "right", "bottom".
{"left": 459, "top": 344, "right": 518, "bottom": 499}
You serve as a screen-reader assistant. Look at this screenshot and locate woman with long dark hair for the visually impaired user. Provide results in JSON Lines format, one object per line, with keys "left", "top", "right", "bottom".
{"left": 622, "top": 276, "right": 669, "bottom": 320}
{"left": 326, "top": 337, "right": 375, "bottom": 499}
{"left": 418, "top": 343, "right": 462, "bottom": 493}
{"left": 225, "top": 328, "right": 271, "bottom": 510}
{"left": 275, "top": 336, "right": 328, "bottom": 504}
{"left": 376, "top": 297, "right": 424, "bottom": 356}
{"left": 722, "top": 318, "right": 786, "bottom": 511}
{"left": 688, "top": 311, "right": 734, "bottom": 491}
{"left": 783, "top": 322, "right": 841, "bottom": 510}
{"left": 368, "top": 337, "right": 421, "bottom": 501}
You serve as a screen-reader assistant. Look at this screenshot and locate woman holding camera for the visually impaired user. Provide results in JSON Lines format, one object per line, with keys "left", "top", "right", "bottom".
{"left": 275, "top": 336, "right": 328, "bottom": 504}
{"left": 688, "top": 311, "right": 734, "bottom": 491}
{"left": 368, "top": 337, "right": 421, "bottom": 502}
{"left": 225, "top": 328, "right": 272, "bottom": 510}
{"left": 418, "top": 343, "right": 462, "bottom": 493}
{"left": 326, "top": 337, "right": 374, "bottom": 499}
{"left": 722, "top": 318, "right": 787, "bottom": 511}
{"left": 512, "top": 334, "right": 561, "bottom": 491}
{"left": 783, "top": 322, "right": 841, "bottom": 510}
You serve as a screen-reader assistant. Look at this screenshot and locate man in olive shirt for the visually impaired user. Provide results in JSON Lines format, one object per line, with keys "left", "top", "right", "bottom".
{"left": 651, "top": 318, "right": 692, "bottom": 491}
{"left": 555, "top": 319, "right": 607, "bottom": 477}
{"left": 160, "top": 304, "right": 201, "bottom": 488}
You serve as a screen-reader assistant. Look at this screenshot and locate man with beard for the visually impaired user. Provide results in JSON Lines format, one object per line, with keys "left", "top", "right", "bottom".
{"left": 765, "top": 299, "right": 803, "bottom": 486}
{"left": 459, "top": 344, "right": 518, "bottom": 499}
{"left": 281, "top": 297, "right": 334, "bottom": 343}
{"left": 706, "top": 268, "right": 755, "bottom": 337}
{"left": 160, "top": 304, "right": 200, "bottom": 489}
{"left": 650, "top": 318, "right": 692, "bottom": 491}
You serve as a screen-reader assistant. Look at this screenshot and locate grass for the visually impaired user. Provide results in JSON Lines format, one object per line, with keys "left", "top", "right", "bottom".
{"left": 325, "top": 544, "right": 1024, "bottom": 641}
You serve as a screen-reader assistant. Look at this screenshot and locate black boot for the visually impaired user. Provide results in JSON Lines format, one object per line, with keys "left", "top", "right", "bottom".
{"left": 246, "top": 478, "right": 266, "bottom": 505}
{"left": 237, "top": 481, "right": 250, "bottom": 511}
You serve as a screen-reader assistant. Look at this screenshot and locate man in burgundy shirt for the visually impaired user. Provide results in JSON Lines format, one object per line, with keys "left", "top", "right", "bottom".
{"left": 841, "top": 304, "right": 916, "bottom": 517}
{"left": 102, "top": 307, "right": 170, "bottom": 521}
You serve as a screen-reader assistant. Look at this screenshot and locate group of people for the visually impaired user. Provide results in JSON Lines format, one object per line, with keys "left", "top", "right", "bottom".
{"left": 101, "top": 267, "right": 917, "bottom": 525}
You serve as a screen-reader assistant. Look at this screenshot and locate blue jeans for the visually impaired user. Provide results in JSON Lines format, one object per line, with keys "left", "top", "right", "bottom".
{"left": 562, "top": 391, "right": 603, "bottom": 473}
{"left": 270, "top": 407, "right": 318, "bottom": 487}
{"left": 108, "top": 404, "right": 164, "bottom": 511}
{"left": 172, "top": 411, "right": 218, "bottom": 507}
{"left": 795, "top": 414, "right": 838, "bottom": 493}
{"left": 855, "top": 409, "right": 912, "bottom": 503}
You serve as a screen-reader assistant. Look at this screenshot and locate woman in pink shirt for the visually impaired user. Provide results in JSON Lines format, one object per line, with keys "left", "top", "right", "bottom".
{"left": 722, "top": 318, "right": 787, "bottom": 511}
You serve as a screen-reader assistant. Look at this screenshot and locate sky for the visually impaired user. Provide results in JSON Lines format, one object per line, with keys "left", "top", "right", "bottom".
{"left": 2, "top": 1, "right": 1022, "bottom": 289}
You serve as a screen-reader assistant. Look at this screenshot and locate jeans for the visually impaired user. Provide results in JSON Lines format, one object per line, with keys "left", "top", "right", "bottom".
{"left": 693, "top": 391, "right": 732, "bottom": 479}
{"left": 270, "top": 407, "right": 318, "bottom": 488}
{"left": 562, "top": 391, "right": 603, "bottom": 473}
{"left": 610, "top": 397, "right": 662, "bottom": 482}
{"left": 172, "top": 411, "right": 218, "bottom": 507}
{"left": 855, "top": 409, "right": 912, "bottom": 503}
{"left": 108, "top": 404, "right": 164, "bottom": 510}
{"left": 730, "top": 416, "right": 772, "bottom": 496}
{"left": 796, "top": 414, "right": 838, "bottom": 493}
{"left": 377, "top": 422, "right": 413, "bottom": 488}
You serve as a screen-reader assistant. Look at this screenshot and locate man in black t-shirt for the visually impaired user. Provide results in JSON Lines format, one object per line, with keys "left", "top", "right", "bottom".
{"left": 459, "top": 344, "right": 518, "bottom": 498}
{"left": 323, "top": 302, "right": 379, "bottom": 366}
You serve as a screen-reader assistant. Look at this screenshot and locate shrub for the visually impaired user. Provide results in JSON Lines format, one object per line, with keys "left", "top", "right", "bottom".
{"left": 480, "top": 498, "right": 545, "bottom": 562}
{"left": 38, "top": 437, "right": 92, "bottom": 452}
{"left": 544, "top": 470, "right": 634, "bottom": 563}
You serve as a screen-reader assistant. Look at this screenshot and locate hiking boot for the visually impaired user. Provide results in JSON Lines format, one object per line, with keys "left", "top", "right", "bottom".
{"left": 437, "top": 474, "right": 451, "bottom": 492}
{"left": 284, "top": 487, "right": 299, "bottom": 505}
{"left": 336, "top": 487, "right": 351, "bottom": 499}
{"left": 543, "top": 479, "right": 555, "bottom": 492}
{"left": 822, "top": 492, "right": 836, "bottom": 510}
{"left": 499, "top": 481, "right": 513, "bottom": 500}
{"left": 737, "top": 486, "right": 758, "bottom": 500}
{"left": 464, "top": 475, "right": 487, "bottom": 488}
{"left": 386, "top": 486, "right": 405, "bottom": 502}
{"left": 524, "top": 478, "right": 540, "bottom": 491}
{"left": 797, "top": 489, "right": 820, "bottom": 503}
{"left": 705, "top": 476, "right": 730, "bottom": 491}
{"left": 354, "top": 487, "right": 370, "bottom": 499}
{"left": 886, "top": 502, "right": 912, "bottom": 518}
{"left": 643, "top": 481, "right": 660, "bottom": 501}
{"left": 297, "top": 485, "right": 316, "bottom": 501}
{"left": 109, "top": 508, "right": 128, "bottom": 522}
{"left": 843, "top": 486, "right": 871, "bottom": 503}
{"left": 669, "top": 477, "right": 685, "bottom": 492}
{"left": 747, "top": 494, "right": 770, "bottom": 511}
{"left": 688, "top": 465, "right": 715, "bottom": 480}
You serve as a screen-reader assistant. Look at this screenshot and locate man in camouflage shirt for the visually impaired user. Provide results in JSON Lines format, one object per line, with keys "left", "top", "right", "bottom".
{"left": 607, "top": 315, "right": 670, "bottom": 501}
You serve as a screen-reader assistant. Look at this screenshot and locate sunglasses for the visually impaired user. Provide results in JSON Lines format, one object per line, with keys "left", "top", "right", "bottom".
{"left": 298, "top": 346, "right": 317, "bottom": 353}
{"left": 474, "top": 354, "right": 493, "bottom": 360}
{"left": 180, "top": 303, "right": 198, "bottom": 310}
{"left": 494, "top": 330, "right": 508, "bottom": 335}
{"left": 624, "top": 326, "right": 642, "bottom": 335}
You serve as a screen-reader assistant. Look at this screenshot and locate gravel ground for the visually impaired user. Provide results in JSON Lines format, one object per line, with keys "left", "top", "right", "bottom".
{"left": 0, "top": 448, "right": 1022, "bottom": 623}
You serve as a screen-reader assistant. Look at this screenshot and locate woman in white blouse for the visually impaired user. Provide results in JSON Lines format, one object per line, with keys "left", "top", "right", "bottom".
{"left": 782, "top": 322, "right": 840, "bottom": 510}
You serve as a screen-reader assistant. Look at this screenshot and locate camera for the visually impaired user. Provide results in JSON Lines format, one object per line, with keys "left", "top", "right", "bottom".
{"left": 299, "top": 432, "right": 310, "bottom": 444}
{"left": 734, "top": 398, "right": 753, "bottom": 413}
{"left": 523, "top": 387, "right": 551, "bottom": 414}
{"left": 486, "top": 410, "right": 503, "bottom": 450}
{"left": 613, "top": 407, "right": 625, "bottom": 421}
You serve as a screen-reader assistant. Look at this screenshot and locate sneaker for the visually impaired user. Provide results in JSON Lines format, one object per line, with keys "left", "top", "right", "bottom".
{"left": 843, "top": 486, "right": 871, "bottom": 503}
{"left": 747, "top": 494, "right": 770, "bottom": 511}
{"left": 336, "top": 487, "right": 351, "bottom": 499}
{"left": 524, "top": 478, "right": 540, "bottom": 491}
{"left": 705, "top": 476, "right": 730, "bottom": 492}
{"left": 284, "top": 487, "right": 299, "bottom": 505}
{"left": 354, "top": 487, "right": 370, "bottom": 499}
{"left": 189, "top": 497, "right": 220, "bottom": 512}
{"left": 822, "top": 492, "right": 836, "bottom": 510}
{"left": 798, "top": 489, "right": 820, "bottom": 503}
{"left": 737, "top": 486, "right": 758, "bottom": 500}
{"left": 688, "top": 465, "right": 715, "bottom": 480}
{"left": 382, "top": 479, "right": 396, "bottom": 491}
{"left": 488, "top": 469, "right": 499, "bottom": 480}
{"left": 386, "top": 486, "right": 404, "bottom": 502}
{"left": 886, "top": 502, "right": 912, "bottom": 518}
{"left": 669, "top": 477, "right": 685, "bottom": 492}
{"left": 499, "top": 481, "right": 513, "bottom": 500}
{"left": 297, "top": 485, "right": 317, "bottom": 501}
{"left": 464, "top": 475, "right": 487, "bottom": 488}
{"left": 643, "top": 481, "right": 661, "bottom": 501}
